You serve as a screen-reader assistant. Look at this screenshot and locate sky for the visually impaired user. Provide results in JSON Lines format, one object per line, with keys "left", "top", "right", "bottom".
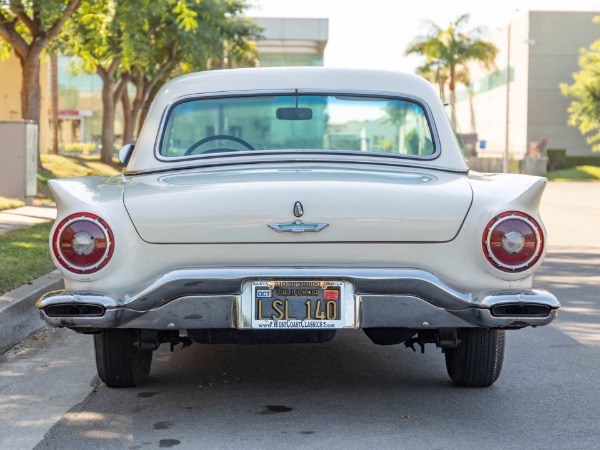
{"left": 247, "top": 0, "right": 600, "bottom": 72}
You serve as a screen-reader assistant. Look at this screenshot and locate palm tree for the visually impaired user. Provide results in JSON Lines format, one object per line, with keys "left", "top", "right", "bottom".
{"left": 405, "top": 14, "right": 498, "bottom": 108}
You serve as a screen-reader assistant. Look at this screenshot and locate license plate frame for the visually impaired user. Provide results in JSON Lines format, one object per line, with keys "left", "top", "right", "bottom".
{"left": 249, "top": 280, "right": 347, "bottom": 329}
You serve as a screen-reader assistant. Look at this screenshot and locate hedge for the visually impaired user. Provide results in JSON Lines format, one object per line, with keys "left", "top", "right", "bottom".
{"left": 547, "top": 149, "right": 600, "bottom": 171}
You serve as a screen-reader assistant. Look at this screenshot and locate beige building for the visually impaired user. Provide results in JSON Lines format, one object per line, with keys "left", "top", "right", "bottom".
{"left": 254, "top": 18, "right": 328, "bottom": 67}
{"left": 455, "top": 11, "right": 599, "bottom": 161}
{"left": 0, "top": 52, "right": 49, "bottom": 153}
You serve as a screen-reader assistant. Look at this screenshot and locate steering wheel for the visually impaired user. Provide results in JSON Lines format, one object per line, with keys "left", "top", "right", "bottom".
{"left": 184, "top": 134, "right": 255, "bottom": 155}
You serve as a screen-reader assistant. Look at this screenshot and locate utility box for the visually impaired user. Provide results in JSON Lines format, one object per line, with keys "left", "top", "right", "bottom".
{"left": 0, "top": 121, "right": 38, "bottom": 201}
{"left": 524, "top": 156, "right": 548, "bottom": 176}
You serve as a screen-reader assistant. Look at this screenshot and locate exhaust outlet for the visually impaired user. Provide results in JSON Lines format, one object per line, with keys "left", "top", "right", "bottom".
{"left": 490, "top": 303, "right": 551, "bottom": 318}
{"left": 44, "top": 304, "right": 105, "bottom": 317}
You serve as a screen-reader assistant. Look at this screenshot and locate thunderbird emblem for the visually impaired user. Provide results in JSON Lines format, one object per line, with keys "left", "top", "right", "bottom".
{"left": 268, "top": 220, "right": 328, "bottom": 233}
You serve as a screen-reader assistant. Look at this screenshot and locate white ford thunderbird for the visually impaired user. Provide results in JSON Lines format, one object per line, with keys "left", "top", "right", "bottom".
{"left": 37, "top": 67, "right": 559, "bottom": 388}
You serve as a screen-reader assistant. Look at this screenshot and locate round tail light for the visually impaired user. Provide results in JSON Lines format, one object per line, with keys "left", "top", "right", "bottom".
{"left": 52, "top": 213, "right": 114, "bottom": 274}
{"left": 482, "top": 211, "right": 543, "bottom": 272}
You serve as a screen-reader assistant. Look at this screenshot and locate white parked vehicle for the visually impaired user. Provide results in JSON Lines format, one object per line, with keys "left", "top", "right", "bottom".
{"left": 37, "top": 67, "right": 559, "bottom": 388}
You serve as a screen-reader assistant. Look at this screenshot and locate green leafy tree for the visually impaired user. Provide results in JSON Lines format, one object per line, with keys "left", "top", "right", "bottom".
{"left": 65, "top": 0, "right": 152, "bottom": 163}
{"left": 561, "top": 32, "right": 600, "bottom": 151}
{"left": 65, "top": 0, "right": 258, "bottom": 162}
{"left": 0, "top": 0, "right": 81, "bottom": 151}
{"left": 122, "top": 0, "right": 259, "bottom": 143}
{"left": 405, "top": 13, "right": 498, "bottom": 108}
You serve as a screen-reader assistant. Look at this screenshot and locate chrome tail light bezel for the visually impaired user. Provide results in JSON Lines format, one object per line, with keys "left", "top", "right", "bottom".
{"left": 52, "top": 213, "right": 115, "bottom": 274}
{"left": 482, "top": 211, "right": 544, "bottom": 272}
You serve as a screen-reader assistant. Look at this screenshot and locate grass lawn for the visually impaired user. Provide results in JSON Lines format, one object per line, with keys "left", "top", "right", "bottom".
{"left": 0, "top": 221, "right": 55, "bottom": 296}
{"left": 0, "top": 196, "right": 25, "bottom": 211}
{"left": 38, "top": 154, "right": 121, "bottom": 199}
{"left": 0, "top": 154, "right": 121, "bottom": 211}
{"left": 0, "top": 155, "right": 121, "bottom": 294}
{"left": 547, "top": 165, "right": 600, "bottom": 181}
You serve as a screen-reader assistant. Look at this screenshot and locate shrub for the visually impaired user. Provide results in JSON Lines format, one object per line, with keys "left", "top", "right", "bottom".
{"left": 547, "top": 148, "right": 600, "bottom": 170}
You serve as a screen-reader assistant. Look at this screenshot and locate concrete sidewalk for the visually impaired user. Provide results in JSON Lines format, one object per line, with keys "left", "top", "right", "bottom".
{"left": 0, "top": 204, "right": 60, "bottom": 353}
{"left": 0, "top": 204, "right": 57, "bottom": 233}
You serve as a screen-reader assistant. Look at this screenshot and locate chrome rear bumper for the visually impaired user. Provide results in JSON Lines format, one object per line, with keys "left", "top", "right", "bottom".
{"left": 37, "top": 268, "right": 559, "bottom": 330}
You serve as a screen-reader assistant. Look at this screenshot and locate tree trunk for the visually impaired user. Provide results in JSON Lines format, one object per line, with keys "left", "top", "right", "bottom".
{"left": 136, "top": 101, "right": 148, "bottom": 138}
{"left": 440, "top": 83, "right": 446, "bottom": 104}
{"left": 121, "top": 88, "right": 134, "bottom": 144}
{"left": 136, "top": 81, "right": 162, "bottom": 137}
{"left": 18, "top": 48, "right": 43, "bottom": 165}
{"left": 20, "top": 56, "right": 40, "bottom": 119}
{"left": 100, "top": 79, "right": 116, "bottom": 164}
{"left": 468, "top": 87, "right": 477, "bottom": 134}
{"left": 449, "top": 64, "right": 456, "bottom": 109}
{"left": 50, "top": 53, "right": 59, "bottom": 154}
{"left": 129, "top": 81, "right": 147, "bottom": 142}
{"left": 130, "top": 105, "right": 141, "bottom": 142}
{"left": 98, "top": 64, "right": 128, "bottom": 164}
{"left": 19, "top": 54, "right": 41, "bottom": 124}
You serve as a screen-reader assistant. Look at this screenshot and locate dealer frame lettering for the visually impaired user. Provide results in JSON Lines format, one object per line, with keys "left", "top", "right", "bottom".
{"left": 251, "top": 280, "right": 345, "bottom": 329}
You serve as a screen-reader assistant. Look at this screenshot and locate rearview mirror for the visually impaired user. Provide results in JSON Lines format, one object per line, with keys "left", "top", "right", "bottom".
{"left": 118, "top": 144, "right": 134, "bottom": 166}
{"left": 276, "top": 107, "right": 313, "bottom": 120}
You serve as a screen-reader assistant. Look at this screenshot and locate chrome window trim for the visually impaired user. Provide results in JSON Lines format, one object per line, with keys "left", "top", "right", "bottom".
{"left": 125, "top": 158, "right": 469, "bottom": 178}
{"left": 153, "top": 89, "right": 442, "bottom": 164}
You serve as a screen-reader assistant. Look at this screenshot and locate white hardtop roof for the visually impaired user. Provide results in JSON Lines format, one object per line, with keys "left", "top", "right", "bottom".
{"left": 129, "top": 67, "right": 468, "bottom": 173}
{"left": 161, "top": 67, "right": 437, "bottom": 102}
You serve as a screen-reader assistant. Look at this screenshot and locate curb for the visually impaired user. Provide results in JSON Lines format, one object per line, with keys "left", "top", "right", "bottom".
{"left": 0, "top": 271, "right": 64, "bottom": 354}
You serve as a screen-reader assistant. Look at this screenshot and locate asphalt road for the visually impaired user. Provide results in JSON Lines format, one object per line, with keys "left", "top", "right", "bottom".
{"left": 1, "top": 182, "right": 599, "bottom": 449}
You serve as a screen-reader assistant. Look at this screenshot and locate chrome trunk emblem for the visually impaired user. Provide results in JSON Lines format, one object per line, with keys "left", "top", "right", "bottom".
{"left": 268, "top": 220, "right": 328, "bottom": 233}
{"left": 293, "top": 201, "right": 304, "bottom": 217}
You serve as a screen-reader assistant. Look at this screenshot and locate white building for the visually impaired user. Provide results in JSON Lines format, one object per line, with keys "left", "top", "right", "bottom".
{"left": 455, "top": 11, "right": 600, "bottom": 163}
{"left": 254, "top": 18, "right": 328, "bottom": 67}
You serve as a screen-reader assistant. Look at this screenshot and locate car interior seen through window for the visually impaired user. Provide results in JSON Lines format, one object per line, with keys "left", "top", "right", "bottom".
{"left": 159, "top": 94, "right": 436, "bottom": 158}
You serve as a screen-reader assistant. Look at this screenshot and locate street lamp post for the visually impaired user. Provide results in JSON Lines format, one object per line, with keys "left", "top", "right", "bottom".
{"left": 503, "top": 22, "right": 511, "bottom": 174}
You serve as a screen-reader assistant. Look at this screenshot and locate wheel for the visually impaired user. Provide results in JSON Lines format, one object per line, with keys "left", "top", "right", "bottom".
{"left": 184, "top": 134, "right": 255, "bottom": 155}
{"left": 444, "top": 328, "right": 505, "bottom": 388}
{"left": 94, "top": 329, "right": 153, "bottom": 388}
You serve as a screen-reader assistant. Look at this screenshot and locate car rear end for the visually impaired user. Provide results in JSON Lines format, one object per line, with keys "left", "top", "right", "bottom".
{"left": 36, "top": 68, "right": 558, "bottom": 388}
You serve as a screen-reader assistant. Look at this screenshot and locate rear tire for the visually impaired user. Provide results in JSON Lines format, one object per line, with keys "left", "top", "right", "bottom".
{"left": 94, "top": 329, "right": 153, "bottom": 388}
{"left": 445, "top": 328, "right": 505, "bottom": 388}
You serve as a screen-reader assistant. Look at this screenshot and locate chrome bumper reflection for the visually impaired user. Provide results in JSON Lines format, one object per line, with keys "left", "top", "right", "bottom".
{"left": 37, "top": 267, "right": 559, "bottom": 330}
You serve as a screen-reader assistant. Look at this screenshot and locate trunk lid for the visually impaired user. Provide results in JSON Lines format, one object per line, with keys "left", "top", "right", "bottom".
{"left": 123, "top": 166, "right": 472, "bottom": 243}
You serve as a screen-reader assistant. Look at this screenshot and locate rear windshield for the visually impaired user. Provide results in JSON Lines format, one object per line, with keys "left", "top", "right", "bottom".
{"left": 158, "top": 94, "right": 436, "bottom": 158}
